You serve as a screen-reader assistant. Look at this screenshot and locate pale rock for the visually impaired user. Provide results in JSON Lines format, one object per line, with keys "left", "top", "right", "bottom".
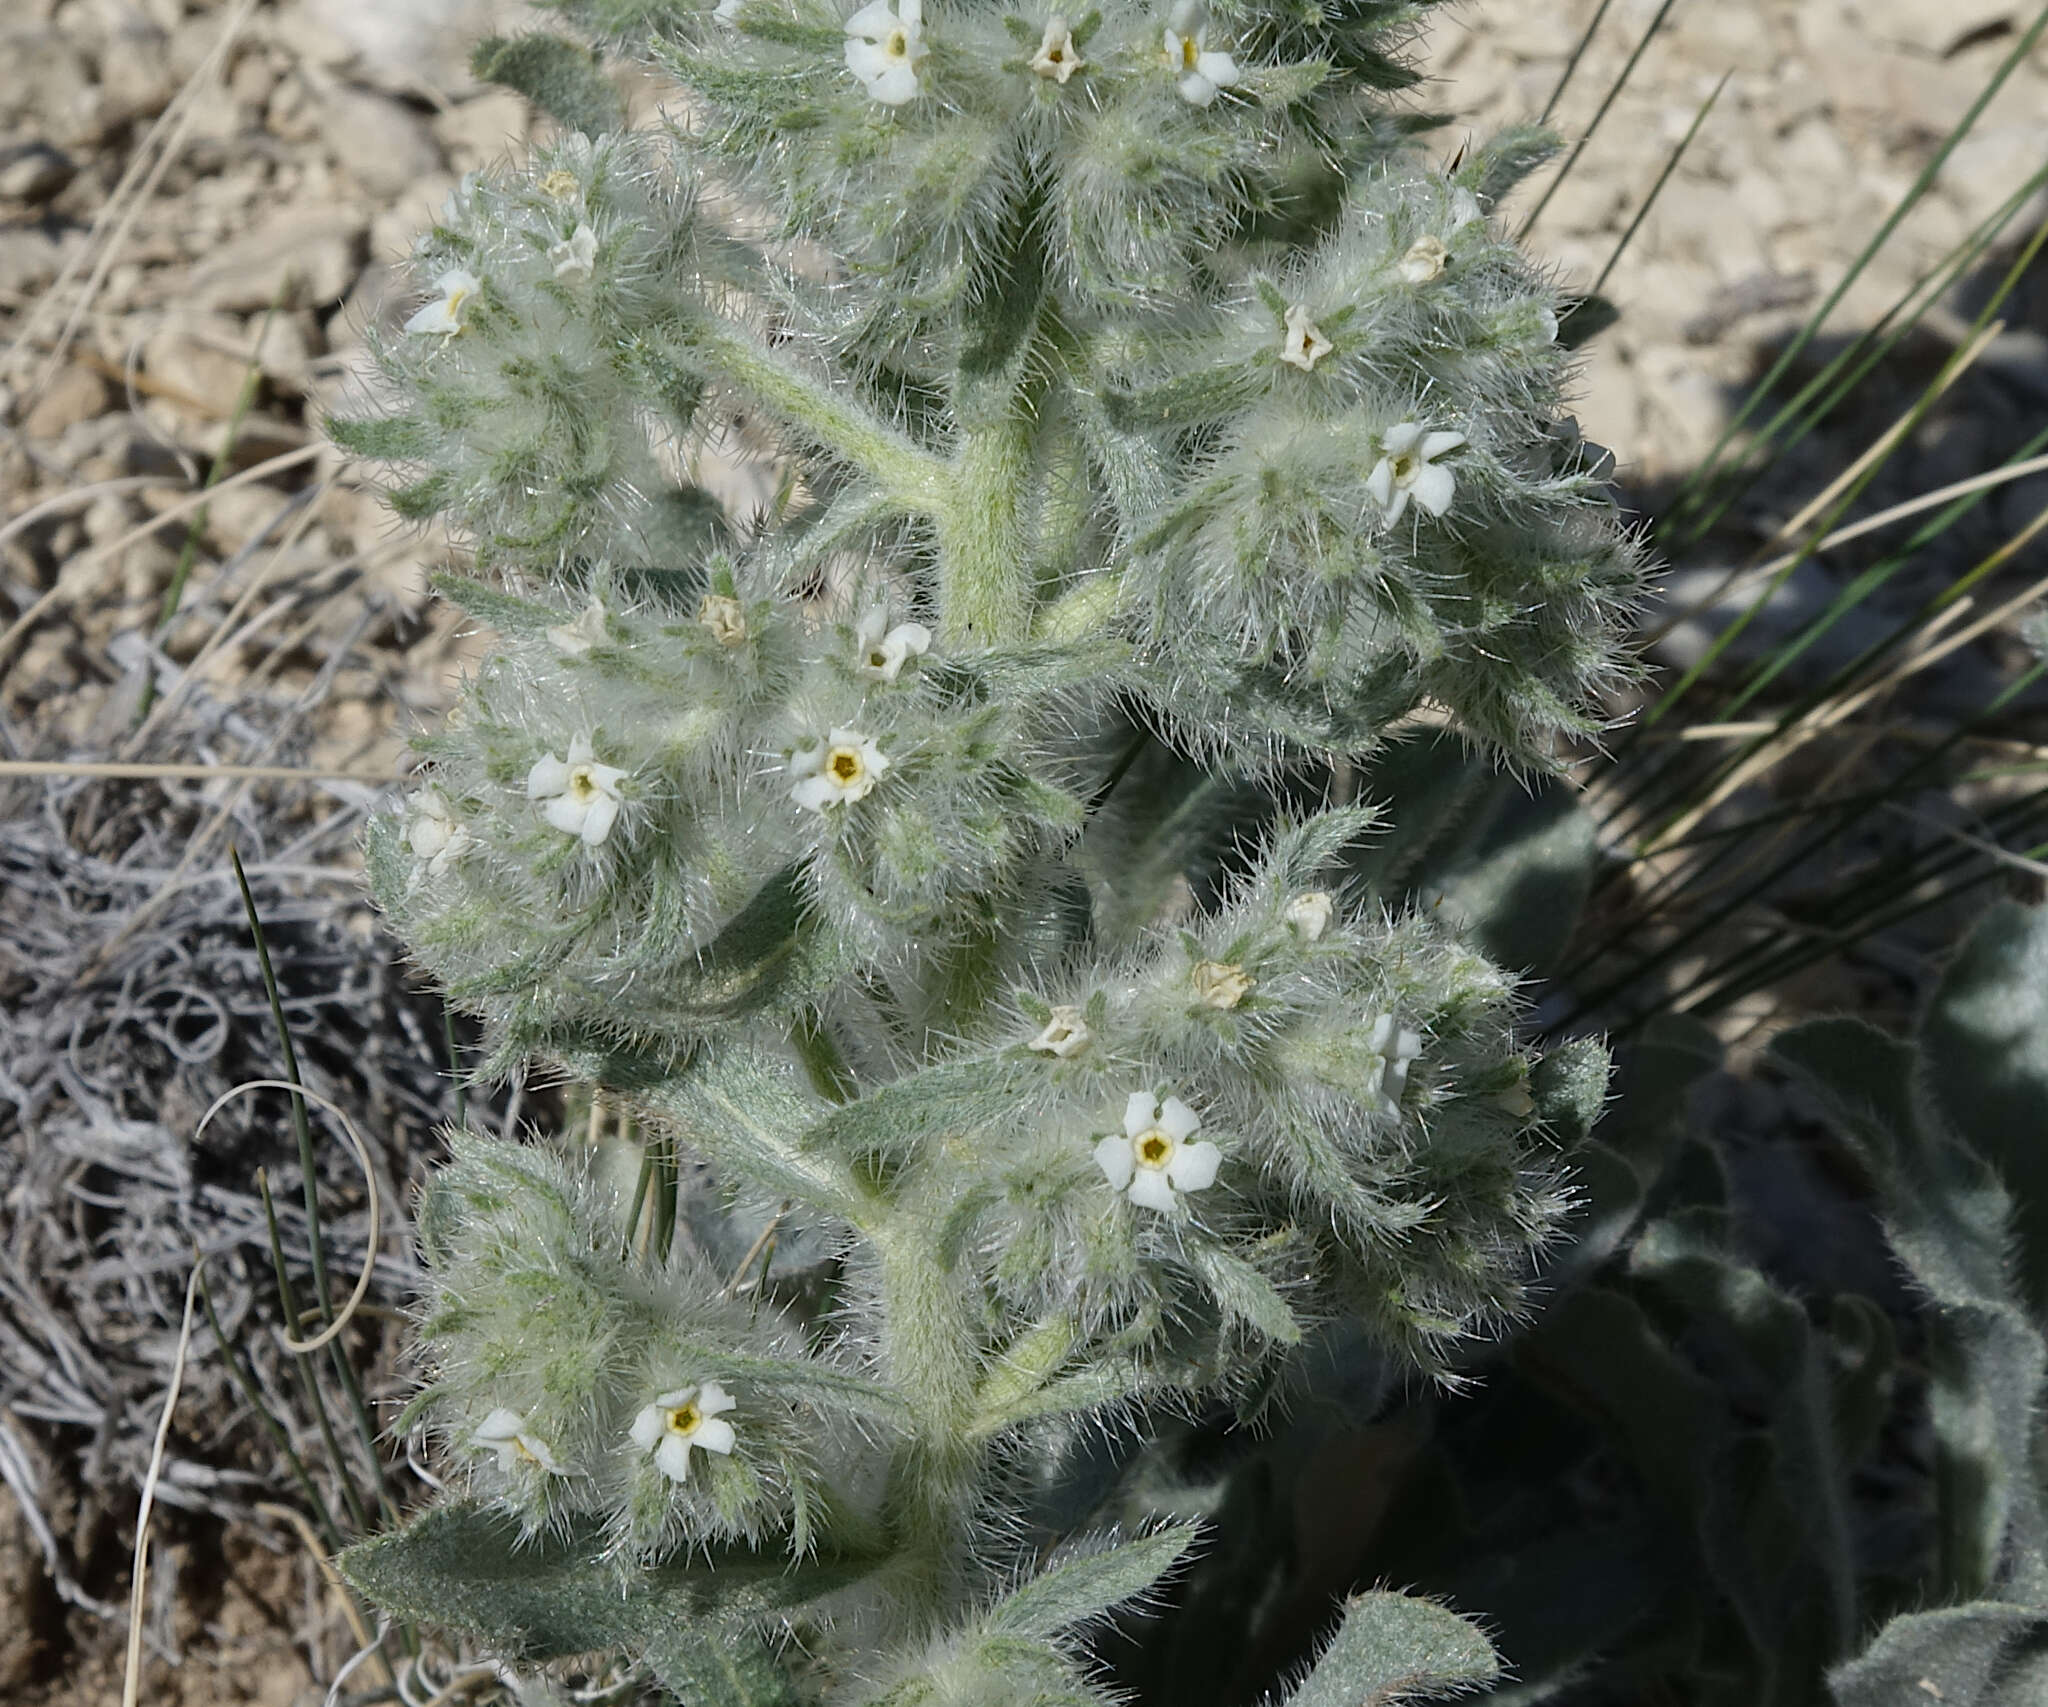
{"left": 318, "top": 86, "right": 445, "bottom": 200}
{"left": 145, "top": 315, "right": 258, "bottom": 417}
{"left": 21, "top": 364, "right": 110, "bottom": 438}
{"left": 82, "top": 491, "right": 136, "bottom": 545}
{"left": 432, "top": 88, "right": 528, "bottom": 171}
{"left": 96, "top": 9, "right": 174, "bottom": 126}
{"left": 1859, "top": 0, "right": 2013, "bottom": 59}
{"left": 1939, "top": 127, "right": 2048, "bottom": 230}
{"left": 248, "top": 311, "right": 319, "bottom": 392}
{"left": 204, "top": 483, "right": 299, "bottom": 555}
{"left": 0, "top": 142, "right": 77, "bottom": 203}
{"left": 265, "top": 71, "right": 321, "bottom": 143}
{"left": 228, "top": 45, "right": 279, "bottom": 111}
{"left": 188, "top": 209, "right": 367, "bottom": 311}
{"left": 0, "top": 29, "right": 102, "bottom": 146}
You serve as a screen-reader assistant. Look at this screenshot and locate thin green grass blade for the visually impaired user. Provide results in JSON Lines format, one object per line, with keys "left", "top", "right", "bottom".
{"left": 1538, "top": 0, "right": 1618, "bottom": 126}
{"left": 234, "top": 848, "right": 398, "bottom": 1527}
{"left": 1663, "top": 1, "right": 2048, "bottom": 530}
{"left": 258, "top": 1167, "right": 373, "bottom": 1535}
{"left": 1669, "top": 163, "right": 2048, "bottom": 549}
{"left": 197, "top": 1256, "right": 344, "bottom": 1550}
{"left": 1589, "top": 69, "right": 1728, "bottom": 302}
{"left": 444, "top": 1007, "right": 468, "bottom": 1130}
{"left": 1517, "top": 0, "right": 1683, "bottom": 241}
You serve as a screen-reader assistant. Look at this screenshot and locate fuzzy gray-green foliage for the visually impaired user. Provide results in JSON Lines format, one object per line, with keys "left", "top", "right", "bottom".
{"left": 330, "top": 0, "right": 1642, "bottom": 1698}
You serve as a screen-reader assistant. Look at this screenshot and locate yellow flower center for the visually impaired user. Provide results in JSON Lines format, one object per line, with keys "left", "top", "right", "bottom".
{"left": 539, "top": 170, "right": 580, "bottom": 200}
{"left": 1391, "top": 452, "right": 1417, "bottom": 481}
{"left": 665, "top": 1402, "right": 703, "bottom": 1436}
{"left": 1136, "top": 1130, "right": 1173, "bottom": 1168}
{"left": 568, "top": 765, "right": 604, "bottom": 803}
{"left": 512, "top": 1437, "right": 546, "bottom": 1466}
{"left": 1178, "top": 33, "right": 1199, "bottom": 69}
{"left": 868, "top": 648, "right": 890, "bottom": 668}
{"left": 886, "top": 26, "right": 909, "bottom": 55}
{"left": 829, "top": 746, "right": 866, "bottom": 786}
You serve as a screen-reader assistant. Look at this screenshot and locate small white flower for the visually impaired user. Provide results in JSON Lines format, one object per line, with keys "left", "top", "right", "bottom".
{"left": 1398, "top": 234, "right": 1450, "bottom": 285}
{"left": 406, "top": 788, "right": 473, "bottom": 877}
{"left": 855, "top": 607, "right": 932, "bottom": 681}
{"left": 629, "top": 1382, "right": 738, "bottom": 1484}
{"left": 1279, "top": 303, "right": 1332, "bottom": 371}
{"left": 845, "top": 0, "right": 927, "bottom": 105}
{"left": 1029, "top": 1004, "right": 1092, "bottom": 1058}
{"left": 549, "top": 223, "right": 598, "bottom": 281}
{"left": 527, "top": 735, "right": 627, "bottom": 846}
{"left": 1192, "top": 959, "right": 1252, "bottom": 1010}
{"left": 546, "top": 595, "right": 608, "bottom": 657}
{"left": 1366, "top": 422, "right": 1466, "bottom": 525}
{"left": 1030, "top": 15, "right": 1083, "bottom": 81}
{"left": 1365, "top": 1012, "right": 1423, "bottom": 1115}
{"left": 473, "top": 1407, "right": 563, "bottom": 1474}
{"left": 1284, "top": 890, "right": 1333, "bottom": 942}
{"left": 403, "top": 268, "right": 481, "bottom": 336}
{"left": 790, "top": 728, "right": 889, "bottom": 812}
{"left": 1096, "top": 1092, "right": 1222, "bottom": 1213}
{"left": 1163, "top": 2, "right": 1237, "bottom": 106}
{"left": 698, "top": 592, "right": 749, "bottom": 647}
{"left": 1449, "top": 187, "right": 1482, "bottom": 231}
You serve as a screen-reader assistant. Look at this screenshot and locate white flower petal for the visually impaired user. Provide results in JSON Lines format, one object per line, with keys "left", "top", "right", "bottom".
{"left": 698, "top": 1381, "right": 737, "bottom": 1416}
{"left": 630, "top": 1403, "right": 664, "bottom": 1452}
{"left": 1157, "top": 1096, "right": 1201, "bottom": 1143}
{"left": 1177, "top": 68, "right": 1218, "bottom": 104}
{"left": 792, "top": 774, "right": 841, "bottom": 813}
{"left": 527, "top": 754, "right": 569, "bottom": 800}
{"left": 694, "top": 1415, "right": 737, "bottom": 1456}
{"left": 867, "top": 60, "right": 922, "bottom": 103}
{"left": 1193, "top": 48, "right": 1236, "bottom": 88}
{"left": 846, "top": 36, "right": 895, "bottom": 77}
{"left": 1095, "top": 1134, "right": 1136, "bottom": 1191}
{"left": 1363, "top": 457, "right": 1395, "bottom": 511}
{"left": 654, "top": 1434, "right": 696, "bottom": 1483}
{"left": 1380, "top": 485, "right": 1411, "bottom": 526}
{"left": 567, "top": 734, "right": 595, "bottom": 765}
{"left": 1449, "top": 188, "right": 1482, "bottom": 230}
{"left": 1420, "top": 430, "right": 1467, "bottom": 460}
{"left": 1124, "top": 1091, "right": 1159, "bottom": 1140}
{"left": 1381, "top": 421, "right": 1423, "bottom": 456}
{"left": 579, "top": 791, "right": 620, "bottom": 847}
{"left": 542, "top": 794, "right": 589, "bottom": 836}
{"left": 1127, "top": 1168, "right": 1178, "bottom": 1212}
{"left": 475, "top": 1408, "right": 527, "bottom": 1445}
{"left": 1166, "top": 1139, "right": 1221, "bottom": 1193}
{"left": 844, "top": 0, "right": 896, "bottom": 34}
{"left": 1410, "top": 461, "right": 1457, "bottom": 518}
{"left": 1285, "top": 891, "right": 1333, "bottom": 941}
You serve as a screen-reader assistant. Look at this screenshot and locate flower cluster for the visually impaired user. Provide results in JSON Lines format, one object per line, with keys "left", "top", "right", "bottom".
{"left": 409, "top": 1133, "right": 884, "bottom": 1555}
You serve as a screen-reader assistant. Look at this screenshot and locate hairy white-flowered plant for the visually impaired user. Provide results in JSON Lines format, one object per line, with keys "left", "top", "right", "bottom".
{"left": 407, "top": 788, "right": 472, "bottom": 877}
{"left": 1278, "top": 303, "right": 1333, "bottom": 371}
{"left": 1030, "top": 15, "right": 1083, "bottom": 81}
{"left": 1097, "top": 1091, "right": 1223, "bottom": 1211}
{"left": 474, "top": 1408, "right": 564, "bottom": 1474}
{"left": 1163, "top": 2, "right": 1238, "bottom": 106}
{"left": 404, "top": 267, "right": 481, "bottom": 336}
{"left": 845, "top": 0, "right": 927, "bottom": 105}
{"left": 335, "top": 4, "right": 1641, "bottom": 1699}
{"left": 855, "top": 607, "right": 932, "bottom": 681}
{"left": 790, "top": 728, "right": 889, "bottom": 811}
{"left": 1030, "top": 1004, "right": 1093, "bottom": 1057}
{"left": 631, "top": 1382, "right": 740, "bottom": 1482}
{"left": 1367, "top": 423, "right": 1466, "bottom": 525}
{"left": 549, "top": 223, "right": 599, "bottom": 280}
{"left": 528, "top": 735, "right": 627, "bottom": 846}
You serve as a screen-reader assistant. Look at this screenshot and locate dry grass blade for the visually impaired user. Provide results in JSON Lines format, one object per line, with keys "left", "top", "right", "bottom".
{"left": 0, "top": 760, "right": 399, "bottom": 784}
{"left": 122, "top": 1264, "right": 203, "bottom": 1707}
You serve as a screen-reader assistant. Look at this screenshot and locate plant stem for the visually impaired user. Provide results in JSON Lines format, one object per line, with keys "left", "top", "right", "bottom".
{"left": 872, "top": 1208, "right": 985, "bottom": 1621}
{"left": 938, "top": 412, "right": 1036, "bottom": 649}
{"left": 671, "top": 311, "right": 950, "bottom": 509}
